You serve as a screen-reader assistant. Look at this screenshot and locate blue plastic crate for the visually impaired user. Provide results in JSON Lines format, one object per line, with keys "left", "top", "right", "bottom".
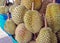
{"left": 0, "top": 14, "right": 18, "bottom": 43}
{"left": 0, "top": 14, "right": 7, "bottom": 30}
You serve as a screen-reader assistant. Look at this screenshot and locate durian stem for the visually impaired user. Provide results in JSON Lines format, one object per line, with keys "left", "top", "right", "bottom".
{"left": 43, "top": 14, "right": 47, "bottom": 28}
{"left": 45, "top": 16, "right": 47, "bottom": 28}
{"left": 32, "top": 2, "right": 34, "bottom": 11}
{"left": 53, "top": 0, "right": 55, "bottom": 3}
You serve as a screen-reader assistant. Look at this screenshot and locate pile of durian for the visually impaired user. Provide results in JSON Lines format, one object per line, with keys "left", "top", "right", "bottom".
{"left": 2, "top": 0, "right": 60, "bottom": 43}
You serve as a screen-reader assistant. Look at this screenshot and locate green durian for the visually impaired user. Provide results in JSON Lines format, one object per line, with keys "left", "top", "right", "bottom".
{"left": 24, "top": 10, "right": 42, "bottom": 33}
{"left": 0, "top": 6, "right": 9, "bottom": 14}
{"left": 15, "top": 23, "right": 32, "bottom": 43}
{"left": 36, "top": 27, "right": 57, "bottom": 43}
{"left": 4, "top": 19, "right": 16, "bottom": 35}
{"left": 46, "top": 3, "right": 60, "bottom": 33}
{"left": 12, "top": 5, "right": 27, "bottom": 25}
{"left": 21, "top": 0, "right": 42, "bottom": 10}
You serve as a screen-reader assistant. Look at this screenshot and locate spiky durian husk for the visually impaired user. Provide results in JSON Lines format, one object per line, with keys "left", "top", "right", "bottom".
{"left": 21, "top": 0, "right": 42, "bottom": 10}
{"left": 36, "top": 27, "right": 57, "bottom": 43}
{"left": 0, "top": 6, "right": 9, "bottom": 14}
{"left": 0, "top": 0, "right": 5, "bottom": 6}
{"left": 24, "top": 10, "right": 42, "bottom": 33}
{"left": 12, "top": 5, "right": 27, "bottom": 25}
{"left": 46, "top": 3, "right": 60, "bottom": 33}
{"left": 4, "top": 19, "right": 16, "bottom": 35}
{"left": 15, "top": 23, "right": 32, "bottom": 43}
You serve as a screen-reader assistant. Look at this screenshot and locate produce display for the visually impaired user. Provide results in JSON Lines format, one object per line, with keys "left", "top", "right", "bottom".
{"left": 0, "top": 0, "right": 60, "bottom": 43}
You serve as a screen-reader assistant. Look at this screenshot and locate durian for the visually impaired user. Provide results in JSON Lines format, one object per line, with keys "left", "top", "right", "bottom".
{"left": 4, "top": 18, "right": 16, "bottom": 35}
{"left": 21, "top": 0, "right": 42, "bottom": 10}
{"left": 12, "top": 5, "right": 27, "bottom": 25}
{"left": 46, "top": 2, "right": 60, "bottom": 33}
{"left": 36, "top": 15, "right": 57, "bottom": 43}
{"left": 15, "top": 23, "right": 32, "bottom": 43}
{"left": 36, "top": 27, "right": 57, "bottom": 43}
{"left": 24, "top": 10, "right": 42, "bottom": 33}
{"left": 0, "top": 6, "right": 9, "bottom": 14}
